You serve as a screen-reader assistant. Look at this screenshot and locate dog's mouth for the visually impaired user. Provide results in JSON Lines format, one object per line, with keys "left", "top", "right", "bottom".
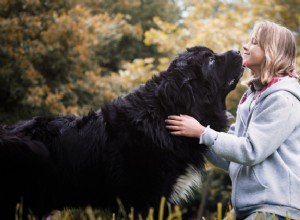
{"left": 239, "top": 67, "right": 245, "bottom": 78}
{"left": 236, "top": 67, "right": 244, "bottom": 85}
{"left": 228, "top": 66, "right": 244, "bottom": 87}
{"left": 235, "top": 57, "right": 245, "bottom": 82}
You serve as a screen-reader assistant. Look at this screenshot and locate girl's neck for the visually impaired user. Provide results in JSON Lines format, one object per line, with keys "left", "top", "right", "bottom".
{"left": 250, "top": 77, "right": 265, "bottom": 91}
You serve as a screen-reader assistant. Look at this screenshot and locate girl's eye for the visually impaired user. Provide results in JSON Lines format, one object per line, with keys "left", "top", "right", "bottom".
{"left": 251, "top": 38, "right": 258, "bottom": 45}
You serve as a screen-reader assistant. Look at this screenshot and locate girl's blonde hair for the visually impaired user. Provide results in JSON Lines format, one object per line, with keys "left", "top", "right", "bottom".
{"left": 251, "top": 20, "right": 296, "bottom": 84}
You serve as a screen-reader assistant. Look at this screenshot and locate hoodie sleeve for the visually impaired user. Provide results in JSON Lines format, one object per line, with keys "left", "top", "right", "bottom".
{"left": 202, "top": 91, "right": 296, "bottom": 166}
{"left": 203, "top": 124, "right": 235, "bottom": 171}
{"left": 205, "top": 148, "right": 230, "bottom": 171}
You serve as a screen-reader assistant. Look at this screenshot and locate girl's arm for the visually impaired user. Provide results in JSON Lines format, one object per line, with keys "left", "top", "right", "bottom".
{"left": 166, "top": 92, "right": 295, "bottom": 166}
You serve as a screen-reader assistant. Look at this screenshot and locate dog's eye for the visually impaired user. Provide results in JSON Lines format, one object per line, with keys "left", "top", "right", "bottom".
{"left": 228, "top": 79, "right": 236, "bottom": 86}
{"left": 208, "top": 57, "right": 215, "bottom": 65}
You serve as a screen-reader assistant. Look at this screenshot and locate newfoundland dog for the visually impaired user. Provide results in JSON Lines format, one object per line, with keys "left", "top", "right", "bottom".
{"left": 0, "top": 46, "right": 243, "bottom": 218}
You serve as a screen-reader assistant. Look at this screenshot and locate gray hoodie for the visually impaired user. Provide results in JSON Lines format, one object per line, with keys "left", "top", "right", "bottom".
{"left": 201, "top": 77, "right": 300, "bottom": 219}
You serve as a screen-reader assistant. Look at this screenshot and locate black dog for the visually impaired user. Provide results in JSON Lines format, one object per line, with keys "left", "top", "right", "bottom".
{"left": 0, "top": 46, "right": 243, "bottom": 219}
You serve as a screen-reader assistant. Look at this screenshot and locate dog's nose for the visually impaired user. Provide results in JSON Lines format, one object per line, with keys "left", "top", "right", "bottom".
{"left": 234, "top": 50, "right": 241, "bottom": 55}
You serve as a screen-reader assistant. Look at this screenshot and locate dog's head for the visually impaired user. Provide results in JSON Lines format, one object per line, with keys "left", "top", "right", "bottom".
{"left": 169, "top": 46, "right": 243, "bottom": 96}
{"left": 157, "top": 46, "right": 244, "bottom": 118}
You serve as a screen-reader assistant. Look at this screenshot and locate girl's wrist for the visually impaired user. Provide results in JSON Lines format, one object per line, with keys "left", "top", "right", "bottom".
{"left": 199, "top": 125, "right": 212, "bottom": 144}
{"left": 201, "top": 125, "right": 206, "bottom": 135}
{"left": 196, "top": 125, "right": 206, "bottom": 138}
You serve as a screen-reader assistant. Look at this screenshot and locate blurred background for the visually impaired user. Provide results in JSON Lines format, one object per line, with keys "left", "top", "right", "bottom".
{"left": 1, "top": 0, "right": 299, "bottom": 124}
{"left": 0, "top": 0, "right": 299, "bottom": 218}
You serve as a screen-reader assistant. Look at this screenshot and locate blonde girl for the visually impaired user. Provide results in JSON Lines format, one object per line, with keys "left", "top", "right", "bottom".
{"left": 166, "top": 20, "right": 300, "bottom": 220}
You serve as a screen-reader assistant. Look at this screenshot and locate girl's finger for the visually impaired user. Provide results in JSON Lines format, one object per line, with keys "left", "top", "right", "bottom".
{"left": 166, "top": 125, "right": 180, "bottom": 131}
{"left": 170, "top": 131, "right": 182, "bottom": 136}
{"left": 167, "top": 115, "right": 182, "bottom": 120}
{"left": 180, "top": 114, "right": 192, "bottom": 119}
{"left": 165, "top": 119, "right": 182, "bottom": 126}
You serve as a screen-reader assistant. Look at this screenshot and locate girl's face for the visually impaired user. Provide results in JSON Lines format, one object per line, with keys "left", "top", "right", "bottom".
{"left": 242, "top": 36, "right": 265, "bottom": 76}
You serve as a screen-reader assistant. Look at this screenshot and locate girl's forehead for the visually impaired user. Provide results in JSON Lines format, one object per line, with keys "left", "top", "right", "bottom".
{"left": 252, "top": 25, "right": 263, "bottom": 37}
{"left": 248, "top": 34, "right": 257, "bottom": 41}
{"left": 250, "top": 29, "right": 261, "bottom": 40}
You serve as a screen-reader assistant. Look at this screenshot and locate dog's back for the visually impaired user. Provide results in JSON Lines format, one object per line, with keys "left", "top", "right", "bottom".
{"left": 0, "top": 112, "right": 109, "bottom": 218}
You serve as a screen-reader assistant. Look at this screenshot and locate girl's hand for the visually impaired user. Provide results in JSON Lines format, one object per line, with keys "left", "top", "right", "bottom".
{"left": 165, "top": 115, "right": 205, "bottom": 138}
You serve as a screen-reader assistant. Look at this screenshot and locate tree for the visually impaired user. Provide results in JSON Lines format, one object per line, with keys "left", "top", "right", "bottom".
{"left": 0, "top": 0, "right": 140, "bottom": 123}
{"left": 95, "top": 0, "right": 182, "bottom": 71}
{"left": 0, "top": 0, "right": 183, "bottom": 124}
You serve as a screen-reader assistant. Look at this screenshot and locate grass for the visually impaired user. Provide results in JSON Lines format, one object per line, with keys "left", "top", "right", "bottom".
{"left": 13, "top": 198, "right": 298, "bottom": 220}
{"left": 14, "top": 197, "right": 188, "bottom": 220}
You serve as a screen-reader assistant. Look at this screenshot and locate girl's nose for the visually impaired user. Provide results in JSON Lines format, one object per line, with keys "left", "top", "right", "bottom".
{"left": 243, "top": 42, "right": 250, "bottom": 51}
{"left": 243, "top": 44, "right": 248, "bottom": 52}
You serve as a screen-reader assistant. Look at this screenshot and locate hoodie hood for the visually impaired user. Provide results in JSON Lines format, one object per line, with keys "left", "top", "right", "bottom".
{"left": 257, "top": 77, "right": 300, "bottom": 103}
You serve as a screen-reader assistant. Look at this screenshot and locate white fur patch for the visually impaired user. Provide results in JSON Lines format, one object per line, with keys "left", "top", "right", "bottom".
{"left": 169, "top": 165, "right": 202, "bottom": 204}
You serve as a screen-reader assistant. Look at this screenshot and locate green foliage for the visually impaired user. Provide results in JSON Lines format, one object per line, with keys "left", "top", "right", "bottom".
{"left": 0, "top": 0, "right": 184, "bottom": 124}
{"left": 2, "top": 0, "right": 298, "bottom": 124}
{"left": 97, "top": 0, "right": 181, "bottom": 30}
{"left": 1, "top": 0, "right": 179, "bottom": 124}
{"left": 96, "top": 0, "right": 182, "bottom": 62}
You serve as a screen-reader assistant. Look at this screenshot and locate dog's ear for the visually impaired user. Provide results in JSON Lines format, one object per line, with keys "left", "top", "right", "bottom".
{"left": 186, "top": 47, "right": 200, "bottom": 53}
{"left": 201, "top": 64, "right": 210, "bottom": 81}
{"left": 178, "top": 77, "right": 196, "bottom": 110}
{"left": 156, "top": 79, "right": 177, "bottom": 111}
{"left": 167, "top": 56, "right": 187, "bottom": 72}
{"left": 187, "top": 55, "right": 210, "bottom": 81}
{"left": 186, "top": 46, "right": 214, "bottom": 81}
{"left": 156, "top": 76, "right": 195, "bottom": 113}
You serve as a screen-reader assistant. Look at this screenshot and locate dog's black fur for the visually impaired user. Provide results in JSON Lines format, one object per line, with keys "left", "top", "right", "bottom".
{"left": 0, "top": 46, "right": 243, "bottom": 219}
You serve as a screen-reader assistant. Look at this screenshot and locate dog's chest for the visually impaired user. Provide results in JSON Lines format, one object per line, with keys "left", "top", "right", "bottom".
{"left": 169, "top": 165, "right": 202, "bottom": 204}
